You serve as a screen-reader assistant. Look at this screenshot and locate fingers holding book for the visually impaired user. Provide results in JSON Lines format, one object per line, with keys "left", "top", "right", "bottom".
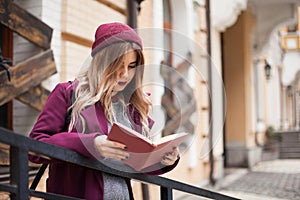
{"left": 161, "top": 147, "right": 179, "bottom": 166}
{"left": 94, "top": 135, "right": 129, "bottom": 160}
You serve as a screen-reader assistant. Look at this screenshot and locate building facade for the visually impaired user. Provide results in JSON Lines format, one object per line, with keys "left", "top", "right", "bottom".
{"left": 1, "top": 0, "right": 300, "bottom": 199}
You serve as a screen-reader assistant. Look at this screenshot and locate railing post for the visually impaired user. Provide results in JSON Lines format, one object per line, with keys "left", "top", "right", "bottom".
{"left": 161, "top": 186, "right": 172, "bottom": 200}
{"left": 141, "top": 183, "right": 149, "bottom": 200}
{"left": 10, "top": 146, "right": 29, "bottom": 200}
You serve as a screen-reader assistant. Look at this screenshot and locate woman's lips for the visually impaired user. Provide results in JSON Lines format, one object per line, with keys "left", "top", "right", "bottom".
{"left": 118, "top": 81, "right": 127, "bottom": 86}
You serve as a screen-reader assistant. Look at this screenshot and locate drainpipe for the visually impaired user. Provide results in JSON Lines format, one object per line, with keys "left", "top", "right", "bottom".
{"left": 205, "top": 0, "right": 215, "bottom": 186}
{"left": 127, "top": 0, "right": 138, "bottom": 28}
{"left": 127, "top": 1, "right": 150, "bottom": 199}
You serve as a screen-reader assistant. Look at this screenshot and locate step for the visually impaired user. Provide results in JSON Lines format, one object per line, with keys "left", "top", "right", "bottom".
{"left": 280, "top": 142, "right": 300, "bottom": 147}
{"left": 278, "top": 133, "right": 300, "bottom": 159}
{"left": 281, "top": 133, "right": 300, "bottom": 142}
{"left": 279, "top": 148, "right": 300, "bottom": 153}
{"left": 280, "top": 152, "right": 300, "bottom": 158}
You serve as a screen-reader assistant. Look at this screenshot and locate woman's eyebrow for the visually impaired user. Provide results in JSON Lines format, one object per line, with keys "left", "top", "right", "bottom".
{"left": 129, "top": 61, "right": 137, "bottom": 65}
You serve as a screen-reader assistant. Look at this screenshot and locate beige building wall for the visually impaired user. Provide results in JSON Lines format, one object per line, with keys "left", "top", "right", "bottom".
{"left": 223, "top": 8, "right": 260, "bottom": 167}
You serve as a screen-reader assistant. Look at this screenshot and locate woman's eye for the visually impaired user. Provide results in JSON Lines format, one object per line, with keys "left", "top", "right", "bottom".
{"left": 128, "top": 65, "right": 137, "bottom": 69}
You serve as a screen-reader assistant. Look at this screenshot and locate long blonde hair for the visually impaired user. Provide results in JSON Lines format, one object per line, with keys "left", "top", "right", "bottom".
{"left": 68, "top": 42, "right": 151, "bottom": 135}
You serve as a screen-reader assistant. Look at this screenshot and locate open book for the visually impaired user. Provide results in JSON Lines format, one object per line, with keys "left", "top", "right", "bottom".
{"left": 107, "top": 122, "right": 189, "bottom": 171}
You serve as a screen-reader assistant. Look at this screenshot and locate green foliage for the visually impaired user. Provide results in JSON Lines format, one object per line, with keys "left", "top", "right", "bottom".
{"left": 266, "top": 126, "right": 282, "bottom": 141}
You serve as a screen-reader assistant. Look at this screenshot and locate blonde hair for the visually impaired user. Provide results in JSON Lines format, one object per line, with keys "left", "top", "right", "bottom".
{"left": 68, "top": 42, "right": 151, "bottom": 136}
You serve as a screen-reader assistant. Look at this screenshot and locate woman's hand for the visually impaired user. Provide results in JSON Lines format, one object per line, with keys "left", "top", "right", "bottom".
{"left": 94, "top": 135, "right": 129, "bottom": 160}
{"left": 161, "top": 147, "right": 179, "bottom": 166}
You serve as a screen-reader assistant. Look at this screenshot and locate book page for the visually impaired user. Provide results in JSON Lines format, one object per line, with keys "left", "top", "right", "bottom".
{"left": 153, "top": 132, "right": 189, "bottom": 146}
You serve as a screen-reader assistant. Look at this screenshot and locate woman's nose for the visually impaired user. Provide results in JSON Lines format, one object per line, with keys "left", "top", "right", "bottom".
{"left": 119, "top": 66, "right": 128, "bottom": 78}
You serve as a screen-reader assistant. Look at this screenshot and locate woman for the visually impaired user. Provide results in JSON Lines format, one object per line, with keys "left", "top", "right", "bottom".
{"left": 29, "top": 22, "right": 179, "bottom": 199}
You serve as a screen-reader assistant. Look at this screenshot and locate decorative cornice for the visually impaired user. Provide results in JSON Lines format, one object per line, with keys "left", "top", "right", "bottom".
{"left": 211, "top": 0, "right": 248, "bottom": 32}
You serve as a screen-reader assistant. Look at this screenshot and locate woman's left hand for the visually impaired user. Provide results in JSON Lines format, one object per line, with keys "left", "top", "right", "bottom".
{"left": 161, "top": 147, "right": 179, "bottom": 166}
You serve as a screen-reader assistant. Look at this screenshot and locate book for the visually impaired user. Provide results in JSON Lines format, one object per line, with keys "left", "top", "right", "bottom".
{"left": 107, "top": 122, "right": 189, "bottom": 171}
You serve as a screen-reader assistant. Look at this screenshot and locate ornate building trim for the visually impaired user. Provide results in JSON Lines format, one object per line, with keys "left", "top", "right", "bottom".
{"left": 211, "top": 0, "right": 248, "bottom": 32}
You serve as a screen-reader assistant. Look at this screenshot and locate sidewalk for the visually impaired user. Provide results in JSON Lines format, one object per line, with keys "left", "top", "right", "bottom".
{"left": 178, "top": 159, "right": 300, "bottom": 200}
{"left": 214, "top": 159, "right": 300, "bottom": 200}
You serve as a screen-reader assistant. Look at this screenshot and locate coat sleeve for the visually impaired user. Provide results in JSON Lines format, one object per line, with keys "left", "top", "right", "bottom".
{"left": 29, "top": 83, "right": 100, "bottom": 164}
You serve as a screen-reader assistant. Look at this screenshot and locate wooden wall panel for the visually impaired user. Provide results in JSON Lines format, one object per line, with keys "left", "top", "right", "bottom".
{"left": 16, "top": 84, "right": 50, "bottom": 112}
{"left": 0, "top": 0, "right": 52, "bottom": 49}
{"left": 0, "top": 49, "right": 56, "bottom": 106}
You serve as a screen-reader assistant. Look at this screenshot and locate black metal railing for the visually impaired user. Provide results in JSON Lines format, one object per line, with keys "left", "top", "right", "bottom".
{"left": 0, "top": 127, "right": 239, "bottom": 200}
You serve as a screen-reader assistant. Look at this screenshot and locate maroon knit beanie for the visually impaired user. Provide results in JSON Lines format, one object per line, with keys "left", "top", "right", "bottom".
{"left": 91, "top": 22, "right": 143, "bottom": 56}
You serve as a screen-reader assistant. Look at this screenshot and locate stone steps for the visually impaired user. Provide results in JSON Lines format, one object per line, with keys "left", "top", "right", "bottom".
{"left": 279, "top": 132, "right": 300, "bottom": 159}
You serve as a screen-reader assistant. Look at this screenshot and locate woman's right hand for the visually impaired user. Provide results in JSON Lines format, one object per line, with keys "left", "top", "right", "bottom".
{"left": 94, "top": 135, "right": 129, "bottom": 160}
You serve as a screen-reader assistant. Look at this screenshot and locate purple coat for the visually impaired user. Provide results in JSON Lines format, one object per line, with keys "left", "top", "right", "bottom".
{"left": 29, "top": 82, "right": 178, "bottom": 199}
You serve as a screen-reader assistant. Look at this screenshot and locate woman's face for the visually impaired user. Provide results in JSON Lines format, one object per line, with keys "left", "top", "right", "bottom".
{"left": 112, "top": 50, "right": 137, "bottom": 95}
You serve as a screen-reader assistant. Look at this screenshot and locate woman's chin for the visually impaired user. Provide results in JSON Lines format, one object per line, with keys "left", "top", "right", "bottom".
{"left": 112, "top": 87, "right": 126, "bottom": 94}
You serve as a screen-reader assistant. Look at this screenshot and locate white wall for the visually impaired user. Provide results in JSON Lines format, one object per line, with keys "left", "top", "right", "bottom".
{"left": 41, "top": 0, "right": 62, "bottom": 90}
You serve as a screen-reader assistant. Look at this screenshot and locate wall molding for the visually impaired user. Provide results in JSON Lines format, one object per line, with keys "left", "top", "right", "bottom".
{"left": 211, "top": 0, "right": 248, "bottom": 32}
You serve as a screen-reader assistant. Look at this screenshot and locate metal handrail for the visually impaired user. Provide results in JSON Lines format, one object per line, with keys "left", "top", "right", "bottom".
{"left": 0, "top": 127, "right": 239, "bottom": 200}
